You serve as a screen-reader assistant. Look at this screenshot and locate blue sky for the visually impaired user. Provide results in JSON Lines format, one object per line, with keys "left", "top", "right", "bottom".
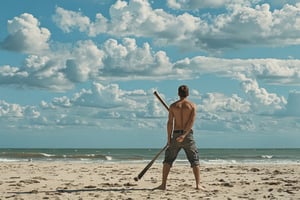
{"left": 0, "top": 0, "right": 300, "bottom": 148}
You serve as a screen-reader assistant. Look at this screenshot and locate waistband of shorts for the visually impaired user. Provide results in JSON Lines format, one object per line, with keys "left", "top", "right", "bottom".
{"left": 173, "top": 130, "right": 193, "bottom": 134}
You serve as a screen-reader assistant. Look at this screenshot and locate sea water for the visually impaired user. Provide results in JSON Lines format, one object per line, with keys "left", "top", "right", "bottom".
{"left": 0, "top": 148, "right": 299, "bottom": 164}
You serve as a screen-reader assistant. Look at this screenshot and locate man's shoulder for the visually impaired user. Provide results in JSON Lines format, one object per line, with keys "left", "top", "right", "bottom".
{"left": 170, "top": 99, "right": 196, "bottom": 108}
{"left": 184, "top": 100, "right": 196, "bottom": 109}
{"left": 170, "top": 100, "right": 182, "bottom": 107}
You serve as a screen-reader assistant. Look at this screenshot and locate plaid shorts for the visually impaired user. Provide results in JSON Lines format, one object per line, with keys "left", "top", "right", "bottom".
{"left": 163, "top": 130, "right": 200, "bottom": 167}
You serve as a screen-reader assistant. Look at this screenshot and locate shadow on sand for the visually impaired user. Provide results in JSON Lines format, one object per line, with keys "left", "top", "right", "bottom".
{"left": 9, "top": 187, "right": 155, "bottom": 195}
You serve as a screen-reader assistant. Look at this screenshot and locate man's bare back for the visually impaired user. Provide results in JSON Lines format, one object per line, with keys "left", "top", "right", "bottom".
{"left": 170, "top": 99, "right": 196, "bottom": 130}
{"left": 167, "top": 98, "right": 196, "bottom": 144}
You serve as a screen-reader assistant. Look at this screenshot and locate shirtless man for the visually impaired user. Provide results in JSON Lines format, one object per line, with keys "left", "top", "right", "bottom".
{"left": 156, "top": 85, "right": 201, "bottom": 190}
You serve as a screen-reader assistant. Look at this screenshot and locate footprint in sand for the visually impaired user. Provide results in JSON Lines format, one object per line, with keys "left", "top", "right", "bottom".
{"left": 19, "top": 179, "right": 40, "bottom": 184}
{"left": 9, "top": 176, "right": 20, "bottom": 179}
{"left": 84, "top": 185, "right": 97, "bottom": 189}
{"left": 32, "top": 176, "right": 47, "bottom": 181}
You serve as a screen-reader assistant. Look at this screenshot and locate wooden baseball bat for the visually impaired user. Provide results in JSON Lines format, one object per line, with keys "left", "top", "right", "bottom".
{"left": 134, "top": 91, "right": 169, "bottom": 181}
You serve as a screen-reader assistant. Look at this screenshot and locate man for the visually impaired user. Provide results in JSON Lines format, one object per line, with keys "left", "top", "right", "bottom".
{"left": 156, "top": 85, "right": 202, "bottom": 190}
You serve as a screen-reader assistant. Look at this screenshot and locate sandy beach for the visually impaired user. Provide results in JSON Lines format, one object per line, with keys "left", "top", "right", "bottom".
{"left": 0, "top": 162, "right": 299, "bottom": 200}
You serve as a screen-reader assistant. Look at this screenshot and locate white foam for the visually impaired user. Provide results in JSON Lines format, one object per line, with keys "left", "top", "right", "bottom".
{"left": 0, "top": 158, "right": 21, "bottom": 162}
{"left": 261, "top": 155, "right": 273, "bottom": 159}
{"left": 105, "top": 156, "right": 112, "bottom": 161}
{"left": 40, "top": 153, "right": 54, "bottom": 157}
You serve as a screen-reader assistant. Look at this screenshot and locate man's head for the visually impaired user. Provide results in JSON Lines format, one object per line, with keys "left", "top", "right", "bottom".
{"left": 178, "top": 85, "right": 189, "bottom": 98}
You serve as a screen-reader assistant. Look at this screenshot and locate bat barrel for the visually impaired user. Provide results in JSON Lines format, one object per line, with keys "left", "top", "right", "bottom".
{"left": 153, "top": 91, "right": 169, "bottom": 111}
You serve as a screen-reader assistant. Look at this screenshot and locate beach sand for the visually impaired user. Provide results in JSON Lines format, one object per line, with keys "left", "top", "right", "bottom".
{"left": 0, "top": 162, "right": 299, "bottom": 200}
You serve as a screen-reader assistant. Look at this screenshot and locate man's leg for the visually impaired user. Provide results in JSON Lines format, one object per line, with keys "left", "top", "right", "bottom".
{"left": 192, "top": 165, "right": 200, "bottom": 189}
{"left": 155, "top": 163, "right": 171, "bottom": 190}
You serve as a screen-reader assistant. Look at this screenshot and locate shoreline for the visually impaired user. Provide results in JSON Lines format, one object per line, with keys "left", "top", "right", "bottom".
{"left": 0, "top": 162, "right": 299, "bottom": 199}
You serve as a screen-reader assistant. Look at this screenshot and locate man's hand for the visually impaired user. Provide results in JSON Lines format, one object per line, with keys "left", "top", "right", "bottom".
{"left": 176, "top": 135, "right": 185, "bottom": 143}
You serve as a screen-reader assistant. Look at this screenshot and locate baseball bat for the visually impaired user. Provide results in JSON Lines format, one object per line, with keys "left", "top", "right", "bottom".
{"left": 134, "top": 91, "right": 169, "bottom": 181}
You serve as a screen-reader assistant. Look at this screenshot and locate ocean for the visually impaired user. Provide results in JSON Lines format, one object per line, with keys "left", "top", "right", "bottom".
{"left": 0, "top": 148, "right": 299, "bottom": 164}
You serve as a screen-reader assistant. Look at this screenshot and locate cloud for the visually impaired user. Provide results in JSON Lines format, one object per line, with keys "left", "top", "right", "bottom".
{"left": 65, "top": 40, "right": 105, "bottom": 82}
{"left": 37, "top": 83, "right": 166, "bottom": 128}
{"left": 213, "top": 3, "right": 300, "bottom": 47}
{"left": 101, "top": 38, "right": 173, "bottom": 77}
{"left": 0, "top": 100, "right": 44, "bottom": 129}
{"left": 52, "top": 1, "right": 300, "bottom": 52}
{"left": 2, "top": 30, "right": 175, "bottom": 86}
{"left": 72, "top": 82, "right": 137, "bottom": 108}
{"left": 53, "top": 3, "right": 206, "bottom": 51}
{"left": 199, "top": 92, "right": 251, "bottom": 113}
{"left": 200, "top": 112, "right": 256, "bottom": 132}
{"left": 52, "top": 7, "right": 92, "bottom": 33}
{"left": 0, "top": 36, "right": 173, "bottom": 90}
{"left": 174, "top": 56, "right": 300, "bottom": 85}
{"left": 166, "top": 0, "right": 299, "bottom": 10}
{"left": 1, "top": 49, "right": 300, "bottom": 94}
{"left": 195, "top": 91, "right": 256, "bottom": 132}
{"left": 174, "top": 56, "right": 295, "bottom": 115}
{"left": 167, "top": 0, "right": 250, "bottom": 10}
{"left": 0, "top": 100, "right": 23, "bottom": 118}
{"left": 0, "top": 60, "right": 74, "bottom": 91}
{"left": 0, "top": 82, "right": 298, "bottom": 133}
{"left": 238, "top": 74, "right": 287, "bottom": 114}
{"left": 0, "top": 65, "right": 28, "bottom": 85}
{"left": 1, "top": 13, "right": 50, "bottom": 54}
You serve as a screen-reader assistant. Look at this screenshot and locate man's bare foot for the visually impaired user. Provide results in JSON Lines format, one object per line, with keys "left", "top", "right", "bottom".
{"left": 196, "top": 185, "right": 206, "bottom": 191}
{"left": 153, "top": 184, "right": 166, "bottom": 190}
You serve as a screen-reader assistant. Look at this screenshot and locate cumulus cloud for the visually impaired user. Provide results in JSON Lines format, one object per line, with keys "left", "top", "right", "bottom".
{"left": 46, "top": 83, "right": 169, "bottom": 126}
{"left": 52, "top": 1, "right": 300, "bottom": 52}
{"left": 174, "top": 56, "right": 298, "bottom": 115}
{"left": 0, "top": 35, "right": 175, "bottom": 90}
{"left": 212, "top": 3, "right": 300, "bottom": 47}
{"left": 65, "top": 40, "right": 105, "bottom": 82}
{"left": 167, "top": 0, "right": 250, "bottom": 10}
{"left": 174, "top": 56, "right": 300, "bottom": 85}
{"left": 199, "top": 93, "right": 251, "bottom": 113}
{"left": 0, "top": 61, "right": 74, "bottom": 91}
{"left": 0, "top": 65, "right": 28, "bottom": 85}
{"left": 1, "top": 13, "right": 50, "bottom": 54}
{"left": 72, "top": 82, "right": 137, "bottom": 108}
{"left": 35, "top": 83, "right": 167, "bottom": 128}
{"left": 238, "top": 73, "right": 287, "bottom": 114}
{"left": 0, "top": 100, "right": 44, "bottom": 129}
{"left": 1, "top": 49, "right": 300, "bottom": 95}
{"left": 195, "top": 92, "right": 256, "bottom": 132}
{"left": 52, "top": 7, "right": 91, "bottom": 33}
{"left": 200, "top": 112, "right": 256, "bottom": 132}
{"left": 101, "top": 38, "right": 172, "bottom": 77}
{"left": 167, "top": 0, "right": 299, "bottom": 10}
{"left": 0, "top": 100, "right": 24, "bottom": 118}
{"left": 0, "top": 80, "right": 298, "bottom": 132}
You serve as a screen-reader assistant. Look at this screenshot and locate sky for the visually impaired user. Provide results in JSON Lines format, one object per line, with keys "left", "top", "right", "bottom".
{"left": 0, "top": 0, "right": 300, "bottom": 148}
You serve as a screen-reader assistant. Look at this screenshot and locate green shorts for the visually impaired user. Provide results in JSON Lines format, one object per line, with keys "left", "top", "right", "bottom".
{"left": 163, "top": 130, "right": 200, "bottom": 167}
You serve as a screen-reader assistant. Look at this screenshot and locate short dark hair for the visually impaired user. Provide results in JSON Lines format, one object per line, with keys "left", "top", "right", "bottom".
{"left": 178, "top": 85, "right": 189, "bottom": 97}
